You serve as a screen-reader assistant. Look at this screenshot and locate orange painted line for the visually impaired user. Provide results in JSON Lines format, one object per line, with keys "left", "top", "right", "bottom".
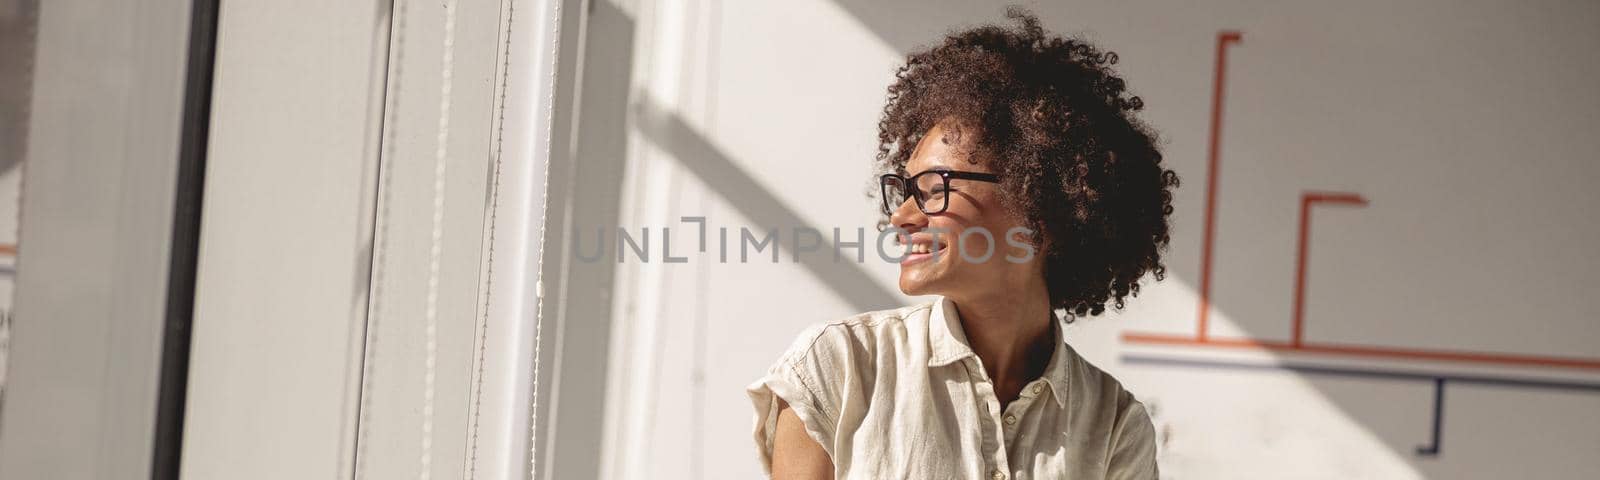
{"left": 1136, "top": 31, "right": 1600, "bottom": 375}
{"left": 1294, "top": 192, "right": 1368, "bottom": 347}
{"left": 0, "top": 244, "right": 13, "bottom": 256}
{"left": 1122, "top": 332, "right": 1600, "bottom": 370}
{"left": 1196, "top": 31, "right": 1244, "bottom": 342}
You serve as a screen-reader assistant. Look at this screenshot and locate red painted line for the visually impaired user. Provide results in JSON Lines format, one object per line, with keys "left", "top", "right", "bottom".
{"left": 1122, "top": 332, "right": 1600, "bottom": 370}
{"left": 1293, "top": 192, "right": 1368, "bottom": 347}
{"left": 1196, "top": 31, "right": 1243, "bottom": 342}
{"left": 1130, "top": 30, "right": 1600, "bottom": 373}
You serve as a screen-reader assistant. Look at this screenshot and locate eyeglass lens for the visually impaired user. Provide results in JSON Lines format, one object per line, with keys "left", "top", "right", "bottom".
{"left": 881, "top": 173, "right": 950, "bottom": 215}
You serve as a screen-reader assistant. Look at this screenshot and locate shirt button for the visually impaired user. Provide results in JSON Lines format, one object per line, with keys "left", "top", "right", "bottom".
{"left": 991, "top": 470, "right": 1006, "bottom": 480}
{"left": 1032, "top": 384, "right": 1044, "bottom": 395}
{"left": 1004, "top": 414, "right": 1017, "bottom": 425}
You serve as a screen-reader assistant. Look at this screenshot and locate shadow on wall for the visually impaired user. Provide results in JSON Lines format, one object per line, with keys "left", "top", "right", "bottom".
{"left": 632, "top": 98, "right": 900, "bottom": 313}
{"left": 534, "top": 1, "right": 634, "bottom": 479}
{"left": 0, "top": 0, "right": 37, "bottom": 174}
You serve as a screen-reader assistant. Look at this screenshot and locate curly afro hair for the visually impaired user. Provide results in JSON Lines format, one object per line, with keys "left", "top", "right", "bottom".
{"left": 875, "top": 7, "right": 1179, "bottom": 320}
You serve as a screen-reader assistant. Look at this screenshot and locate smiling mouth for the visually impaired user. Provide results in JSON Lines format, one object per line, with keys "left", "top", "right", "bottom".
{"left": 901, "top": 240, "right": 947, "bottom": 265}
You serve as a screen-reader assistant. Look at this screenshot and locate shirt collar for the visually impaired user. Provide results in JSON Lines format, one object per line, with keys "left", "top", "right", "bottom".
{"left": 925, "top": 296, "right": 1071, "bottom": 408}
{"left": 926, "top": 296, "right": 976, "bottom": 367}
{"left": 1037, "top": 313, "right": 1071, "bottom": 408}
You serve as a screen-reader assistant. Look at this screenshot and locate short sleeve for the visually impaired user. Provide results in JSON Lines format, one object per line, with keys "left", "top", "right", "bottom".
{"left": 746, "top": 326, "right": 842, "bottom": 474}
{"left": 1106, "top": 393, "right": 1160, "bottom": 480}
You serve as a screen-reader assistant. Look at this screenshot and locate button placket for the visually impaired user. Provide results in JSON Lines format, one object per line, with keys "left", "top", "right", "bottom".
{"left": 999, "top": 381, "right": 1046, "bottom": 471}
{"left": 963, "top": 357, "right": 1012, "bottom": 477}
{"left": 999, "top": 397, "right": 1026, "bottom": 450}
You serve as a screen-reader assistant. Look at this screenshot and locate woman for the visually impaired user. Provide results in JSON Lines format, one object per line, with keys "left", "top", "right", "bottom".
{"left": 747, "top": 8, "right": 1178, "bottom": 480}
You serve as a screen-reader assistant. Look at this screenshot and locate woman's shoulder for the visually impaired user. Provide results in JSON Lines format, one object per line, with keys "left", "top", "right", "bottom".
{"left": 1062, "top": 345, "right": 1160, "bottom": 474}
{"left": 769, "top": 300, "right": 935, "bottom": 372}
{"left": 1062, "top": 342, "right": 1142, "bottom": 402}
{"left": 747, "top": 300, "right": 936, "bottom": 440}
{"left": 1061, "top": 342, "right": 1157, "bottom": 438}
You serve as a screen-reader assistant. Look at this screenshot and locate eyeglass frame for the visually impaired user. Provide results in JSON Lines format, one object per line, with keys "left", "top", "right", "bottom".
{"left": 879, "top": 170, "right": 1003, "bottom": 216}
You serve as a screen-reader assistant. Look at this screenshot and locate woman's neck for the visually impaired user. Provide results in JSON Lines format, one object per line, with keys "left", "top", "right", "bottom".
{"left": 950, "top": 280, "right": 1055, "bottom": 405}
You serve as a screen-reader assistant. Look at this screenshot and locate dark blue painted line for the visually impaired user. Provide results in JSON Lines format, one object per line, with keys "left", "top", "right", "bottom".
{"left": 1416, "top": 378, "right": 1444, "bottom": 456}
{"left": 1124, "top": 354, "right": 1600, "bottom": 458}
{"left": 1120, "top": 354, "right": 1600, "bottom": 392}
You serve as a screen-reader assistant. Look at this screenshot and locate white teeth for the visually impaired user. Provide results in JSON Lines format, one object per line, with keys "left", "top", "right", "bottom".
{"left": 904, "top": 239, "right": 944, "bottom": 255}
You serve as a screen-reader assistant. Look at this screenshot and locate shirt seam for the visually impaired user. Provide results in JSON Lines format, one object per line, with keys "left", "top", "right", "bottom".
{"left": 781, "top": 302, "right": 936, "bottom": 424}
{"left": 782, "top": 358, "right": 837, "bottom": 424}
{"left": 790, "top": 302, "right": 933, "bottom": 360}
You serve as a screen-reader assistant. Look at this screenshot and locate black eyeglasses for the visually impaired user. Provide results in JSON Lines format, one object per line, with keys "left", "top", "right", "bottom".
{"left": 880, "top": 170, "right": 1002, "bottom": 215}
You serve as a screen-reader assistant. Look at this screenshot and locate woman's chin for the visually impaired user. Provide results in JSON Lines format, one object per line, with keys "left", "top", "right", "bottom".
{"left": 898, "top": 271, "right": 942, "bottom": 297}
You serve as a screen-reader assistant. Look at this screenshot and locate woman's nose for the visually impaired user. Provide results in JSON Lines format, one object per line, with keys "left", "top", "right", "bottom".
{"left": 888, "top": 195, "right": 927, "bottom": 232}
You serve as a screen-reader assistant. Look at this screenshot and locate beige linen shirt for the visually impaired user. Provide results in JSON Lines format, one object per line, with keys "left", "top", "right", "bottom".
{"left": 747, "top": 296, "right": 1158, "bottom": 479}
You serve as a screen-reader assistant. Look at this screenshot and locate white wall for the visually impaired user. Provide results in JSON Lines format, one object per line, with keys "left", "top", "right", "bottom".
{"left": 581, "top": 1, "right": 1600, "bottom": 479}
